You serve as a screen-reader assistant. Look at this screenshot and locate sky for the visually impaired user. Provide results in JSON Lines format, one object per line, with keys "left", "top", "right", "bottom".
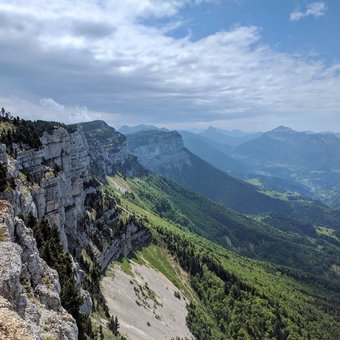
{"left": 0, "top": 0, "right": 340, "bottom": 132}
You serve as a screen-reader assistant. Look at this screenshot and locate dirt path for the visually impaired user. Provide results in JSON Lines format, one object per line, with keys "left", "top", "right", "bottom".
{"left": 102, "top": 262, "right": 194, "bottom": 340}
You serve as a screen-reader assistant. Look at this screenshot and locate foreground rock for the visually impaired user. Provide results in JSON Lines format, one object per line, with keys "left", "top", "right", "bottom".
{"left": 0, "top": 201, "right": 78, "bottom": 339}
{"left": 0, "top": 123, "right": 151, "bottom": 337}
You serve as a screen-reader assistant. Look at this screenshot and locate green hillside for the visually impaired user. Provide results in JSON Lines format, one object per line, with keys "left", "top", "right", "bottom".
{"left": 107, "top": 175, "right": 340, "bottom": 291}
{"left": 105, "top": 176, "right": 340, "bottom": 339}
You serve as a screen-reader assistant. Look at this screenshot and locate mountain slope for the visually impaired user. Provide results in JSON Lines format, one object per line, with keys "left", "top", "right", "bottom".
{"left": 1, "top": 112, "right": 340, "bottom": 339}
{"left": 234, "top": 126, "right": 340, "bottom": 210}
{"left": 104, "top": 176, "right": 340, "bottom": 339}
{"left": 127, "top": 129, "right": 291, "bottom": 215}
{"left": 108, "top": 175, "right": 340, "bottom": 281}
{"left": 180, "top": 130, "right": 246, "bottom": 175}
{"left": 236, "top": 126, "right": 340, "bottom": 170}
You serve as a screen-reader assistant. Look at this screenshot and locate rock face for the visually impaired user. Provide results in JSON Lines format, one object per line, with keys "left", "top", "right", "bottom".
{"left": 126, "top": 130, "right": 191, "bottom": 174}
{"left": 99, "top": 222, "right": 151, "bottom": 271}
{"left": 13, "top": 127, "right": 90, "bottom": 249}
{"left": 0, "top": 200, "right": 78, "bottom": 339}
{"left": 76, "top": 120, "right": 147, "bottom": 181}
{"left": 0, "top": 123, "right": 151, "bottom": 337}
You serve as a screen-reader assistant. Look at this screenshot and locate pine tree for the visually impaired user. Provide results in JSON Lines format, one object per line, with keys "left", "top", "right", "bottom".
{"left": 108, "top": 315, "right": 120, "bottom": 336}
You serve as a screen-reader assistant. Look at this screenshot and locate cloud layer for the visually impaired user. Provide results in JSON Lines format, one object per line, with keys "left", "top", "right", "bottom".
{"left": 290, "top": 2, "right": 327, "bottom": 21}
{"left": 0, "top": 0, "right": 339, "bottom": 131}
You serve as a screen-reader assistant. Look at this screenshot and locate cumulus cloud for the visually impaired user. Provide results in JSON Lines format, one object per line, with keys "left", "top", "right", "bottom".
{"left": 0, "top": 0, "right": 339, "bottom": 131}
{"left": 290, "top": 2, "right": 327, "bottom": 21}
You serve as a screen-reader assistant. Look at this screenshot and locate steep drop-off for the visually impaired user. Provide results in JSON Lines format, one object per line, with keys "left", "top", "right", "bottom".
{"left": 126, "top": 129, "right": 290, "bottom": 215}
{"left": 0, "top": 118, "right": 150, "bottom": 338}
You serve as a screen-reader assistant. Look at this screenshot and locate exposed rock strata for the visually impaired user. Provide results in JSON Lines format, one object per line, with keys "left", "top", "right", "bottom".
{"left": 0, "top": 201, "right": 78, "bottom": 339}
{"left": 127, "top": 130, "right": 191, "bottom": 174}
{"left": 76, "top": 120, "right": 147, "bottom": 181}
{"left": 0, "top": 124, "right": 150, "bottom": 337}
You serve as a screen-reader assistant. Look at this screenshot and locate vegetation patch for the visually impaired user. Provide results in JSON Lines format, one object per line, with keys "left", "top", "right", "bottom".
{"left": 116, "top": 257, "right": 134, "bottom": 277}
{"left": 0, "top": 226, "right": 7, "bottom": 241}
{"left": 316, "top": 226, "right": 338, "bottom": 240}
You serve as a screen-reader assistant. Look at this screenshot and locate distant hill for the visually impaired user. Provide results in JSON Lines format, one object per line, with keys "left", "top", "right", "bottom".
{"left": 235, "top": 126, "right": 340, "bottom": 170}
{"left": 179, "top": 130, "right": 246, "bottom": 175}
{"left": 199, "top": 126, "right": 262, "bottom": 147}
{"left": 233, "top": 126, "right": 340, "bottom": 210}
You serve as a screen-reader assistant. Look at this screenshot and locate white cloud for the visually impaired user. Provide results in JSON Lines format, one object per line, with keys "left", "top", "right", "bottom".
{"left": 290, "top": 2, "right": 327, "bottom": 21}
{"left": 0, "top": 0, "right": 339, "bottom": 131}
{"left": 40, "top": 97, "right": 65, "bottom": 111}
{"left": 0, "top": 95, "right": 101, "bottom": 124}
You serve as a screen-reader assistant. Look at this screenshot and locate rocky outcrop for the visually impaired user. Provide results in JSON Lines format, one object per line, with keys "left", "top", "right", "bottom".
{"left": 99, "top": 222, "right": 151, "bottom": 271}
{"left": 76, "top": 120, "right": 147, "bottom": 181}
{"left": 14, "top": 127, "right": 90, "bottom": 249}
{"left": 126, "top": 130, "right": 191, "bottom": 174}
{"left": 0, "top": 125, "right": 150, "bottom": 263}
{"left": 0, "top": 121, "right": 151, "bottom": 337}
{"left": 0, "top": 200, "right": 78, "bottom": 339}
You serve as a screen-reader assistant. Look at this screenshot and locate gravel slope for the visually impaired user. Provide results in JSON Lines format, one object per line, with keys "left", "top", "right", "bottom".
{"left": 102, "top": 262, "right": 194, "bottom": 340}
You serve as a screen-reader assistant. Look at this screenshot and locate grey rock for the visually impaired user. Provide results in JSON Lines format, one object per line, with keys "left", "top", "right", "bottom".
{"left": 127, "top": 130, "right": 191, "bottom": 173}
{"left": 79, "top": 289, "right": 93, "bottom": 315}
{"left": 0, "top": 122, "right": 151, "bottom": 339}
{"left": 0, "top": 201, "right": 78, "bottom": 339}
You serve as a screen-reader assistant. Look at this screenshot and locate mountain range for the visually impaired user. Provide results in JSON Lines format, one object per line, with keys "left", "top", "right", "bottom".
{"left": 1, "top": 112, "right": 340, "bottom": 339}
{"left": 199, "top": 126, "right": 263, "bottom": 146}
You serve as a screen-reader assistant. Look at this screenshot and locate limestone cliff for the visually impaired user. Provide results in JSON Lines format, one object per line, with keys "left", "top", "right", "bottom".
{"left": 0, "top": 122, "right": 150, "bottom": 338}
{"left": 76, "top": 120, "right": 147, "bottom": 181}
{"left": 126, "top": 130, "right": 191, "bottom": 175}
{"left": 0, "top": 200, "right": 78, "bottom": 339}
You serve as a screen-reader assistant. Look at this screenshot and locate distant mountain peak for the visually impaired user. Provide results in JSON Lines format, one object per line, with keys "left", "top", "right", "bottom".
{"left": 266, "top": 126, "right": 297, "bottom": 139}
{"left": 271, "top": 126, "right": 294, "bottom": 132}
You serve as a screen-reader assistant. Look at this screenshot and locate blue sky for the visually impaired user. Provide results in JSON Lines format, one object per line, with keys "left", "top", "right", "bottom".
{"left": 0, "top": 0, "right": 339, "bottom": 131}
{"left": 177, "top": 1, "right": 340, "bottom": 63}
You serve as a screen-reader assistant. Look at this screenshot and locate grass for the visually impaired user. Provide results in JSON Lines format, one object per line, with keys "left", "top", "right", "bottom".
{"left": 116, "top": 257, "right": 134, "bottom": 277}
{"left": 107, "top": 175, "right": 131, "bottom": 194}
{"left": 262, "top": 190, "right": 290, "bottom": 201}
{"left": 91, "top": 310, "right": 121, "bottom": 340}
{"left": 0, "top": 226, "right": 7, "bottom": 241}
{"left": 246, "top": 178, "right": 263, "bottom": 187}
{"left": 0, "top": 121, "right": 14, "bottom": 133}
{"left": 136, "top": 245, "right": 179, "bottom": 285}
{"left": 315, "top": 226, "right": 339, "bottom": 240}
{"left": 108, "top": 241, "right": 196, "bottom": 303}
{"left": 134, "top": 244, "right": 194, "bottom": 299}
